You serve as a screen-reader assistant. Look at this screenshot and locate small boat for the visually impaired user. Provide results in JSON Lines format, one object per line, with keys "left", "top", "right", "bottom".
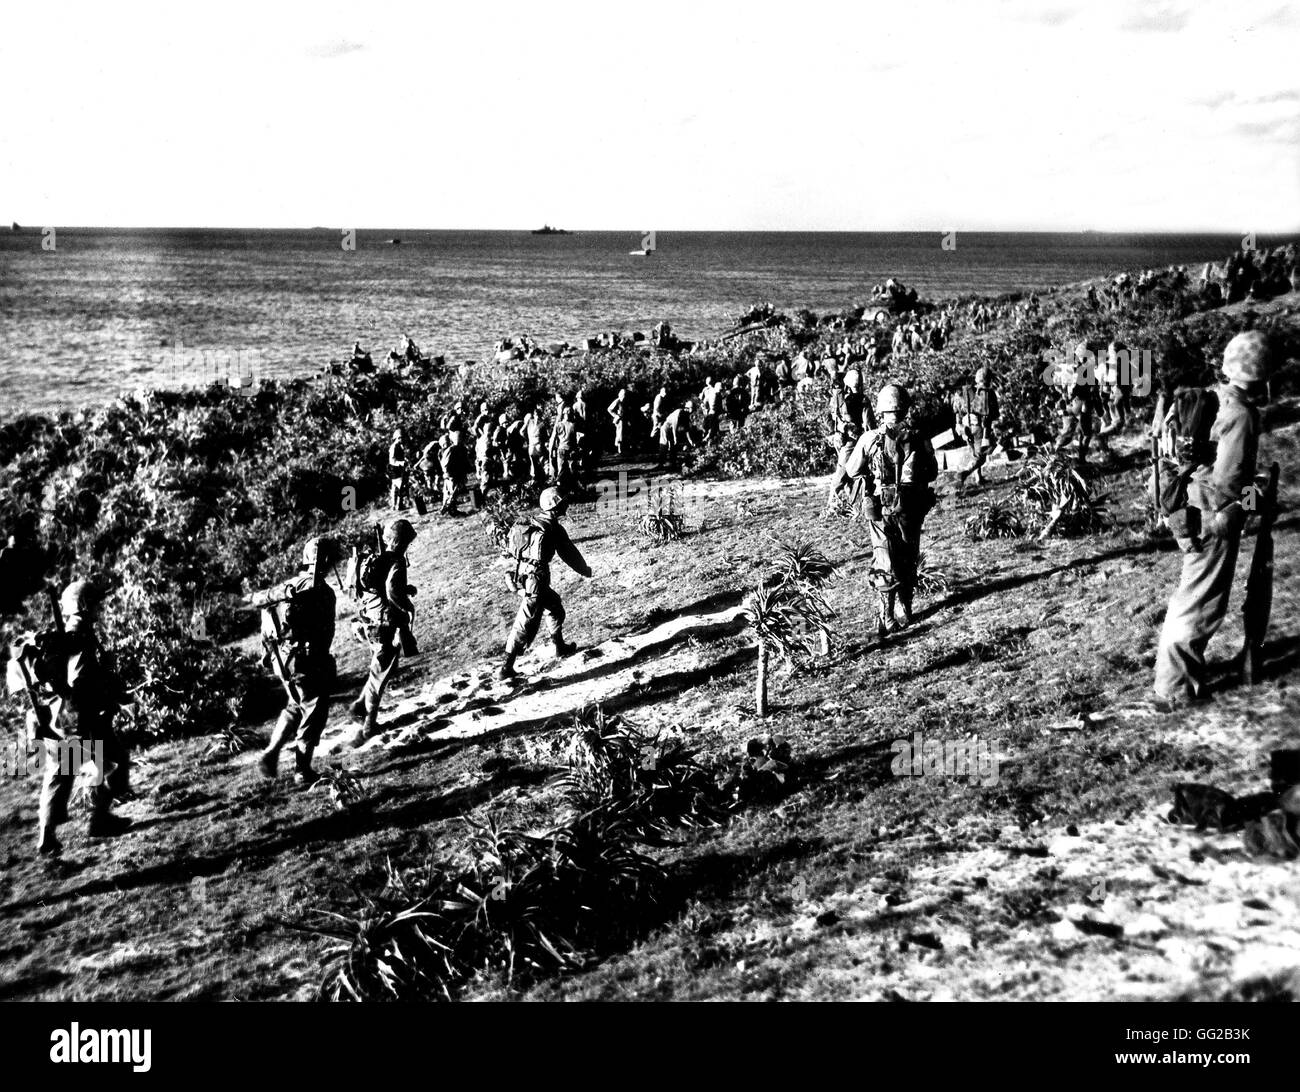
{"left": 629, "top": 249, "right": 654, "bottom": 256}
{"left": 532, "top": 225, "right": 572, "bottom": 235}
{"left": 388, "top": 238, "right": 402, "bottom": 245}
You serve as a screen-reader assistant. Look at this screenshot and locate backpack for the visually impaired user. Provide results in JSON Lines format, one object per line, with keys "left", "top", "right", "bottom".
{"left": 1152, "top": 387, "right": 1219, "bottom": 516}
{"left": 344, "top": 525, "right": 390, "bottom": 601}
{"left": 504, "top": 518, "right": 546, "bottom": 589}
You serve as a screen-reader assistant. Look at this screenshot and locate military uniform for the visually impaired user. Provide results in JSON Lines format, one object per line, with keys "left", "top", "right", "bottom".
{"left": 25, "top": 583, "right": 130, "bottom": 854}
{"left": 256, "top": 540, "right": 338, "bottom": 781}
{"left": 847, "top": 406, "right": 938, "bottom": 634}
{"left": 1155, "top": 353, "right": 1267, "bottom": 702}
{"left": 951, "top": 375, "right": 999, "bottom": 487}
{"left": 825, "top": 383, "right": 866, "bottom": 509}
{"left": 608, "top": 393, "right": 631, "bottom": 456}
{"left": 502, "top": 492, "right": 591, "bottom": 677}
{"left": 351, "top": 522, "right": 417, "bottom": 736}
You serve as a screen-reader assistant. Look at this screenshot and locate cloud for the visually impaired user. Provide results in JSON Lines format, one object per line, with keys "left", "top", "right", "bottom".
{"left": 1231, "top": 116, "right": 1300, "bottom": 142}
{"left": 1196, "top": 89, "right": 1300, "bottom": 109}
{"left": 1020, "top": 6, "right": 1079, "bottom": 26}
{"left": 1119, "top": 5, "right": 1191, "bottom": 33}
{"left": 305, "top": 40, "right": 365, "bottom": 59}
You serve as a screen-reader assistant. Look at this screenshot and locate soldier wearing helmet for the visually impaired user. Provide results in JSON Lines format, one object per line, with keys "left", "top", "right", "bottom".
{"left": 251, "top": 536, "right": 340, "bottom": 782}
{"left": 1053, "top": 341, "right": 1104, "bottom": 465}
{"left": 349, "top": 518, "right": 418, "bottom": 738}
{"left": 825, "top": 370, "right": 877, "bottom": 510}
{"left": 500, "top": 488, "right": 592, "bottom": 681}
{"left": 844, "top": 384, "right": 938, "bottom": 637}
{"left": 25, "top": 579, "right": 131, "bottom": 855}
{"left": 726, "top": 375, "right": 749, "bottom": 433}
{"left": 1155, "top": 331, "right": 1275, "bottom": 703}
{"left": 950, "top": 368, "right": 1001, "bottom": 491}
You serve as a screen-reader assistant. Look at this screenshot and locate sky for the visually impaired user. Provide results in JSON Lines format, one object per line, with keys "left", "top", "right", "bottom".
{"left": 1, "top": 0, "right": 1297, "bottom": 231}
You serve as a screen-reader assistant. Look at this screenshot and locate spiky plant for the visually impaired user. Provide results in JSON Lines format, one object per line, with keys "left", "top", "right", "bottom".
{"left": 914, "top": 553, "right": 951, "bottom": 597}
{"left": 203, "top": 724, "right": 257, "bottom": 759}
{"left": 741, "top": 582, "right": 824, "bottom": 717}
{"left": 639, "top": 508, "right": 684, "bottom": 545}
{"left": 1016, "top": 454, "right": 1108, "bottom": 539}
{"left": 773, "top": 539, "right": 837, "bottom": 655}
{"left": 309, "top": 766, "right": 369, "bottom": 812}
{"left": 964, "top": 500, "right": 1026, "bottom": 541}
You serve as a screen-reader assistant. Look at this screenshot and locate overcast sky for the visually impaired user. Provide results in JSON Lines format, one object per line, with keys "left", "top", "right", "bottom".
{"left": 2, "top": 0, "right": 1296, "bottom": 231}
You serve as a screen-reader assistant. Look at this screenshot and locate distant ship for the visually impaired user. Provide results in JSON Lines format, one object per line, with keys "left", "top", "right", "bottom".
{"left": 628, "top": 248, "right": 655, "bottom": 256}
{"left": 388, "top": 238, "right": 402, "bottom": 245}
{"left": 10, "top": 222, "right": 19, "bottom": 232}
{"left": 532, "top": 225, "right": 572, "bottom": 235}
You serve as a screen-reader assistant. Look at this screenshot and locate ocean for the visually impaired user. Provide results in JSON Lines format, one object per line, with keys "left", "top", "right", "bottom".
{"left": 0, "top": 228, "right": 1276, "bottom": 417}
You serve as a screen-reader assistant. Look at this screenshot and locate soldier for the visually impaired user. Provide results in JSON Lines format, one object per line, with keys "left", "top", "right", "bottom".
{"left": 726, "top": 375, "right": 748, "bottom": 432}
{"left": 701, "top": 377, "right": 724, "bottom": 446}
{"left": 522, "top": 404, "right": 547, "bottom": 482}
{"left": 657, "top": 401, "right": 695, "bottom": 470}
{"left": 747, "top": 359, "right": 767, "bottom": 411}
{"left": 1154, "top": 332, "right": 1274, "bottom": 704}
{"left": 571, "top": 389, "right": 593, "bottom": 477}
{"left": 254, "top": 536, "right": 339, "bottom": 783}
{"left": 651, "top": 385, "right": 669, "bottom": 439}
{"left": 474, "top": 412, "right": 496, "bottom": 495}
{"left": 387, "top": 427, "right": 409, "bottom": 510}
{"left": 549, "top": 405, "right": 580, "bottom": 491}
{"left": 23, "top": 580, "right": 131, "bottom": 856}
{"left": 492, "top": 412, "right": 515, "bottom": 481}
{"left": 473, "top": 400, "right": 493, "bottom": 438}
{"left": 825, "top": 371, "right": 867, "bottom": 510}
{"left": 439, "top": 431, "right": 472, "bottom": 514}
{"left": 951, "top": 368, "right": 1000, "bottom": 490}
{"left": 0, "top": 511, "right": 48, "bottom": 616}
{"left": 608, "top": 388, "right": 632, "bottom": 457}
{"left": 846, "top": 384, "right": 938, "bottom": 637}
{"left": 500, "top": 488, "right": 592, "bottom": 680}
{"left": 1053, "top": 342, "right": 1103, "bottom": 465}
{"left": 1097, "top": 340, "right": 1131, "bottom": 451}
{"left": 348, "top": 518, "right": 418, "bottom": 739}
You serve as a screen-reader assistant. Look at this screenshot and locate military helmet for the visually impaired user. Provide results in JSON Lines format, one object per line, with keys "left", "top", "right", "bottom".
{"left": 60, "top": 579, "right": 105, "bottom": 618}
{"left": 974, "top": 367, "right": 990, "bottom": 386}
{"left": 844, "top": 369, "right": 862, "bottom": 389}
{"left": 302, "top": 535, "right": 340, "bottom": 570}
{"left": 1222, "top": 330, "right": 1272, "bottom": 384}
{"left": 539, "top": 487, "right": 565, "bottom": 513}
{"left": 876, "top": 384, "right": 909, "bottom": 414}
{"left": 383, "top": 518, "right": 417, "bottom": 549}
{"left": 392, "top": 427, "right": 404, "bottom": 439}
{"left": 498, "top": 412, "right": 509, "bottom": 426}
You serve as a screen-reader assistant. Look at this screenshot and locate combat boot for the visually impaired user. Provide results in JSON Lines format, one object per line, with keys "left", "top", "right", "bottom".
{"left": 877, "top": 591, "right": 899, "bottom": 639}
{"left": 87, "top": 811, "right": 133, "bottom": 839}
{"left": 499, "top": 652, "right": 519, "bottom": 681}
{"left": 293, "top": 743, "right": 319, "bottom": 786}
{"left": 348, "top": 698, "right": 368, "bottom": 723}
{"left": 552, "top": 630, "right": 578, "bottom": 658}
{"left": 895, "top": 588, "right": 914, "bottom": 629}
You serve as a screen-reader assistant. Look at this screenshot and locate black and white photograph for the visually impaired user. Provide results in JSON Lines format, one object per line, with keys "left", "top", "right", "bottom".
{"left": 1, "top": 0, "right": 1298, "bottom": 1064}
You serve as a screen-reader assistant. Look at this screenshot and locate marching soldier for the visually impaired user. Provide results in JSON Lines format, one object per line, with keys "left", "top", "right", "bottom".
{"left": 349, "top": 518, "right": 418, "bottom": 739}
{"left": 549, "top": 405, "right": 580, "bottom": 492}
{"left": 253, "top": 536, "right": 340, "bottom": 783}
{"left": 22, "top": 580, "right": 131, "bottom": 856}
{"left": 826, "top": 371, "right": 867, "bottom": 510}
{"left": 500, "top": 488, "right": 592, "bottom": 680}
{"left": 726, "top": 375, "right": 748, "bottom": 432}
{"left": 1053, "top": 342, "right": 1103, "bottom": 465}
{"left": 1154, "top": 331, "right": 1274, "bottom": 704}
{"left": 846, "top": 384, "right": 938, "bottom": 637}
{"left": 951, "top": 368, "right": 1000, "bottom": 490}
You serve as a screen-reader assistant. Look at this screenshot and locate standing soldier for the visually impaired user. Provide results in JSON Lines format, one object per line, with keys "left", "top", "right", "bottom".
{"left": 523, "top": 403, "right": 547, "bottom": 482}
{"left": 474, "top": 412, "right": 495, "bottom": 496}
{"left": 1097, "top": 340, "right": 1131, "bottom": 453}
{"left": 253, "top": 536, "right": 339, "bottom": 784}
{"left": 500, "top": 488, "right": 593, "bottom": 680}
{"left": 549, "top": 405, "right": 580, "bottom": 492}
{"left": 571, "top": 389, "right": 593, "bottom": 479}
{"left": 20, "top": 580, "right": 131, "bottom": 856}
{"left": 846, "top": 384, "right": 938, "bottom": 637}
{"left": 349, "top": 519, "right": 418, "bottom": 739}
{"left": 701, "top": 377, "right": 724, "bottom": 446}
{"left": 388, "top": 427, "right": 409, "bottom": 510}
{"left": 1154, "top": 332, "right": 1274, "bottom": 704}
{"left": 951, "top": 368, "right": 1000, "bottom": 491}
{"left": 608, "top": 388, "right": 632, "bottom": 457}
{"left": 651, "top": 385, "right": 670, "bottom": 442}
{"left": 473, "top": 400, "right": 493, "bottom": 438}
{"left": 747, "top": 359, "right": 767, "bottom": 411}
{"left": 726, "top": 375, "right": 748, "bottom": 432}
{"left": 825, "top": 371, "right": 866, "bottom": 510}
{"left": 439, "top": 431, "right": 472, "bottom": 514}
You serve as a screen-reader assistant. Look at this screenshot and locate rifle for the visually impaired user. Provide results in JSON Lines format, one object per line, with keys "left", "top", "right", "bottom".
{"left": 249, "top": 583, "right": 303, "bottom": 705}
{"left": 1240, "top": 462, "right": 1281, "bottom": 686}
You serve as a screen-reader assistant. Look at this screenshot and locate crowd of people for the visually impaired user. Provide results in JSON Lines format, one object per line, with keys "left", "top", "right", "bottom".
{"left": 6, "top": 254, "right": 1289, "bottom": 858}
